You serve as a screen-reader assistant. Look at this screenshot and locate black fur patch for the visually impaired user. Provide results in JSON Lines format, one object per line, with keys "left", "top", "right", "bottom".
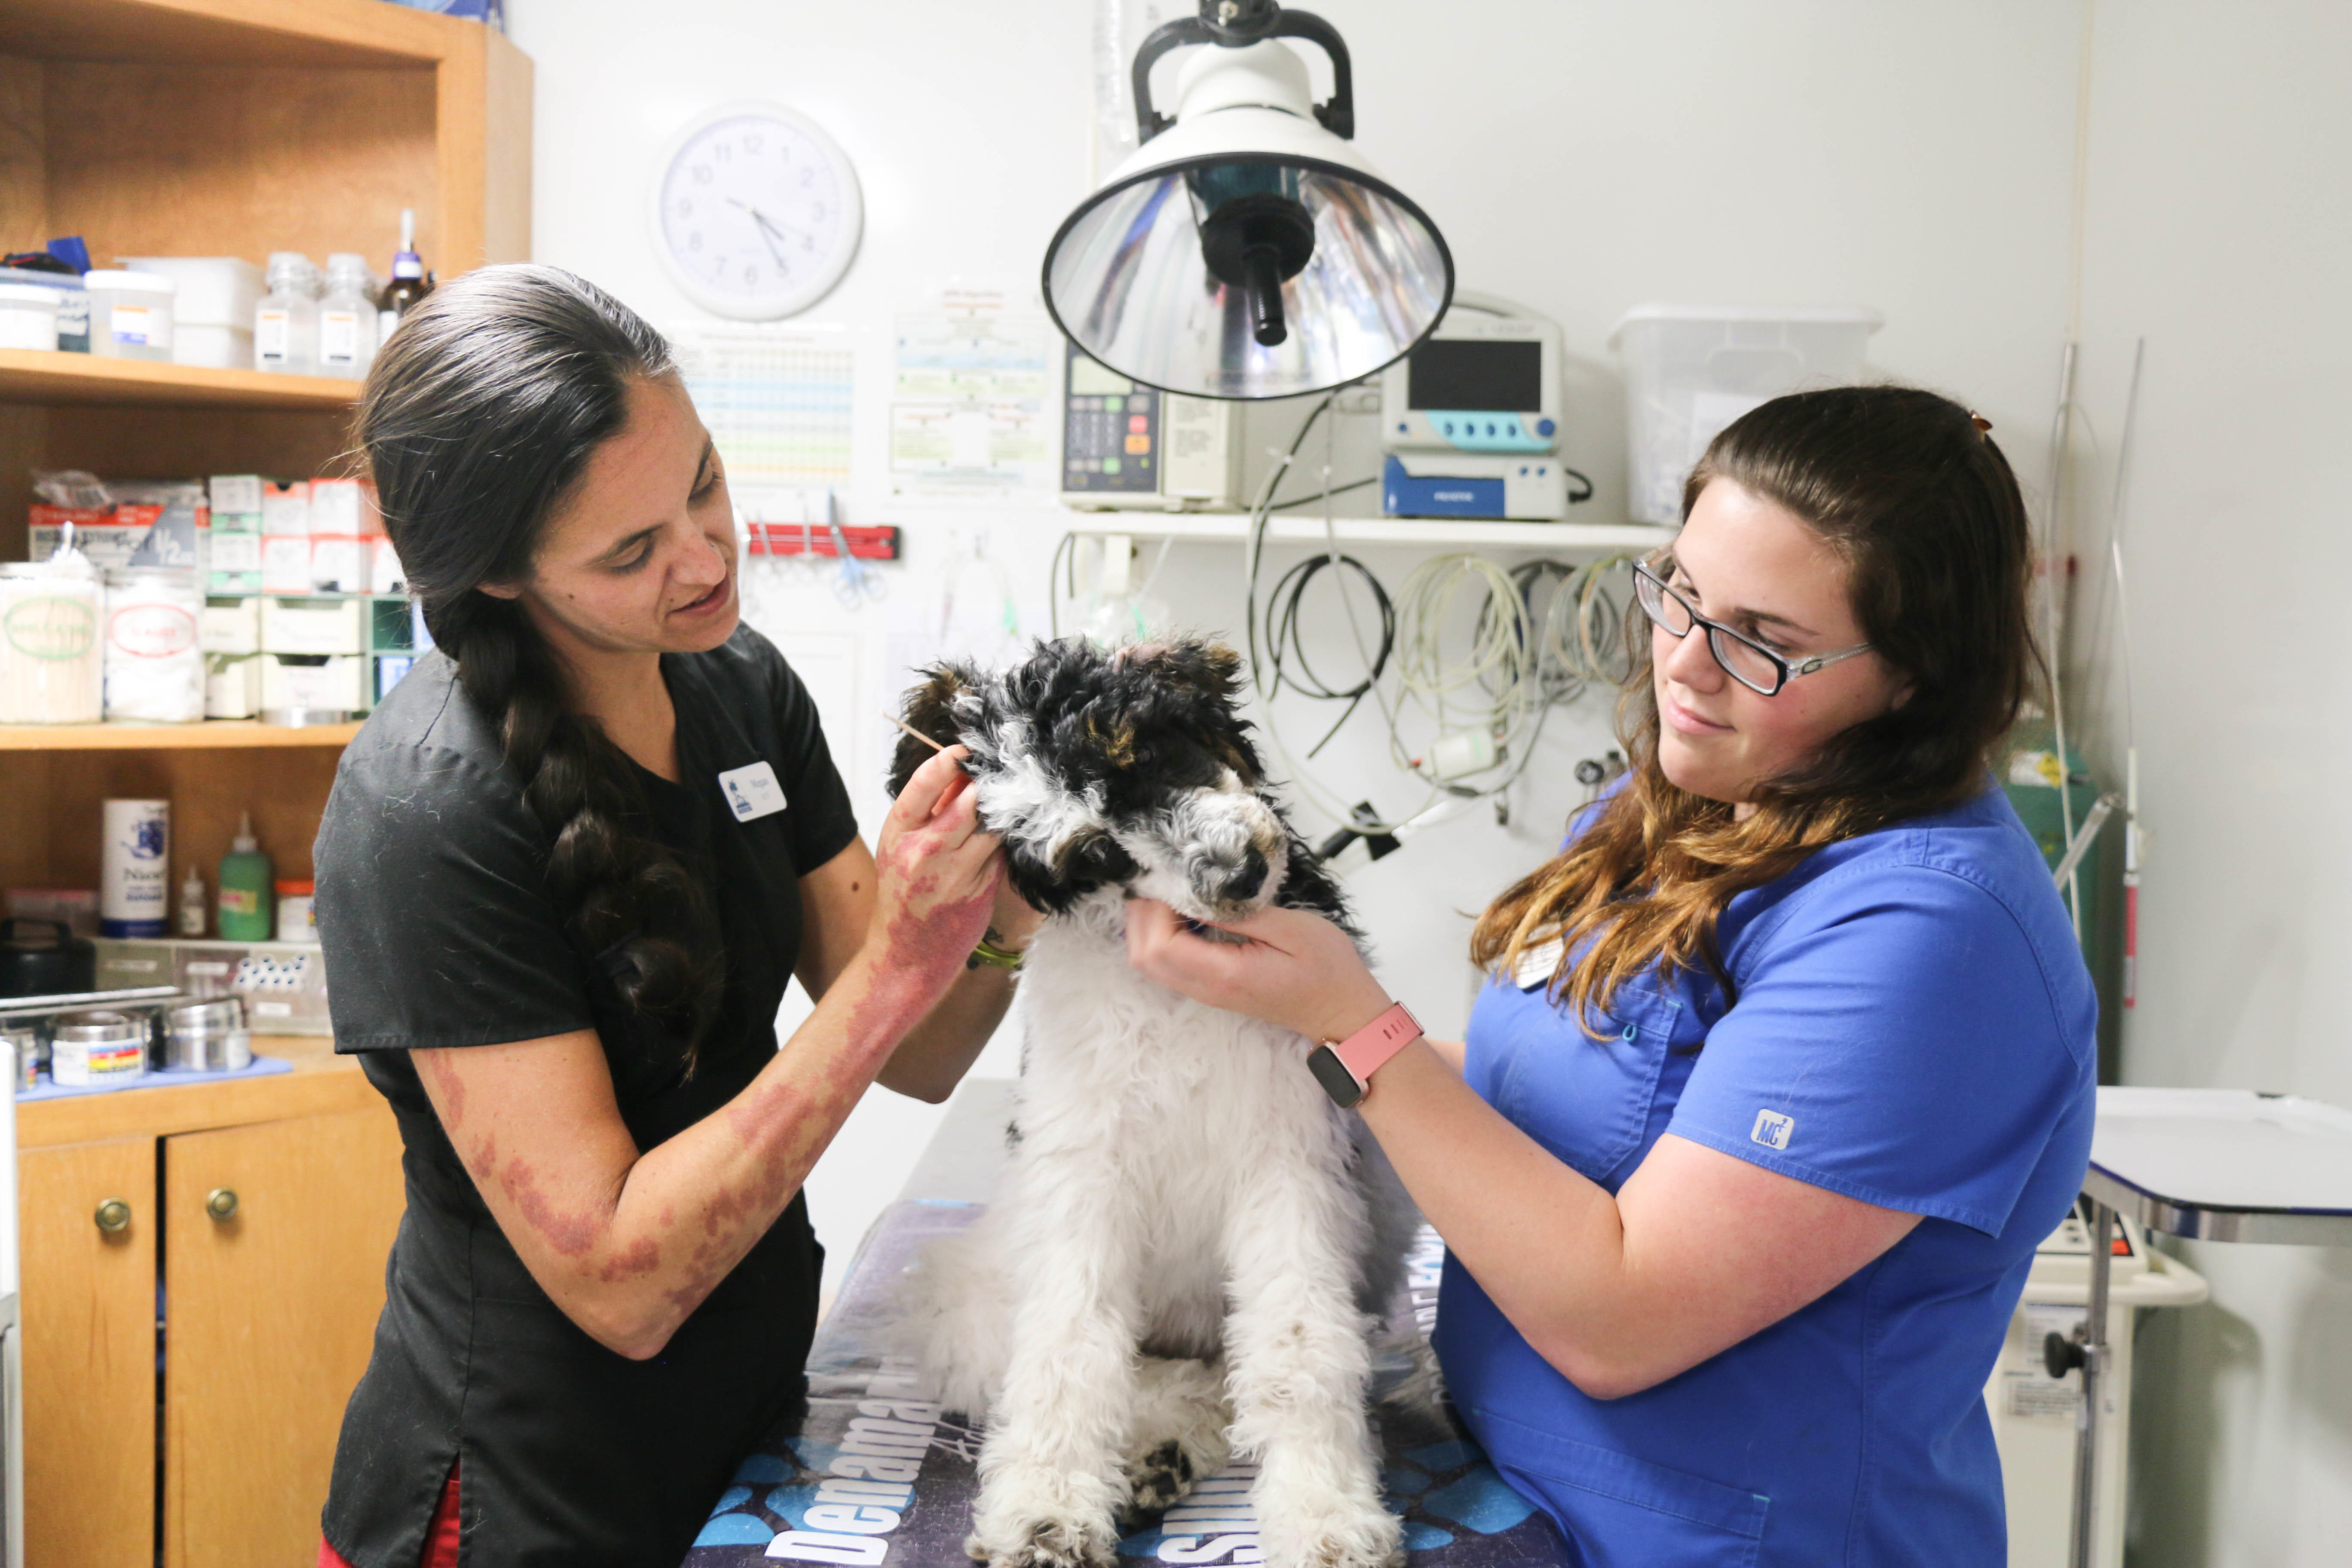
{"left": 887, "top": 637, "right": 1358, "bottom": 931}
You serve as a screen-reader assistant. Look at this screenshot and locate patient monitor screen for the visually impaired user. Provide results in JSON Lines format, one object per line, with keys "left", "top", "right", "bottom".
{"left": 1406, "top": 339, "right": 1544, "bottom": 411}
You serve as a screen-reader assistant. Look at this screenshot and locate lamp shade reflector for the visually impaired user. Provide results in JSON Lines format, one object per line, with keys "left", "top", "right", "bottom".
{"left": 1046, "top": 153, "right": 1450, "bottom": 401}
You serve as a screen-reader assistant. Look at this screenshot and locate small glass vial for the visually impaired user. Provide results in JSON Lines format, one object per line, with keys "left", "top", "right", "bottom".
{"left": 317, "top": 252, "right": 378, "bottom": 380}
{"left": 254, "top": 252, "right": 320, "bottom": 375}
{"left": 178, "top": 866, "right": 207, "bottom": 937}
{"left": 379, "top": 208, "right": 431, "bottom": 349}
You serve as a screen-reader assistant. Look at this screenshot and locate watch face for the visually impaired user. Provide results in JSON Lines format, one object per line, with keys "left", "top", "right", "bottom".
{"left": 653, "top": 103, "right": 863, "bottom": 320}
{"left": 1307, "top": 1043, "right": 1366, "bottom": 1109}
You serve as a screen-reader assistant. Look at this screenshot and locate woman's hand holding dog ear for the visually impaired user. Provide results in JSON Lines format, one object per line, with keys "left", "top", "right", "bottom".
{"left": 869, "top": 746, "right": 1003, "bottom": 988}
{"left": 1124, "top": 897, "right": 1393, "bottom": 1045}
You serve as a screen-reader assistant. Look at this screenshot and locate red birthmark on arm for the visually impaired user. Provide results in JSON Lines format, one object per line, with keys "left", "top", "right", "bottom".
{"left": 498, "top": 1152, "right": 604, "bottom": 1259}
{"left": 599, "top": 1234, "right": 662, "bottom": 1282}
{"left": 416, "top": 1049, "right": 467, "bottom": 1129}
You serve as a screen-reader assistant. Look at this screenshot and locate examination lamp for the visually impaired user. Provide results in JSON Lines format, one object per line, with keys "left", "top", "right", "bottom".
{"left": 1043, "top": 0, "right": 1454, "bottom": 401}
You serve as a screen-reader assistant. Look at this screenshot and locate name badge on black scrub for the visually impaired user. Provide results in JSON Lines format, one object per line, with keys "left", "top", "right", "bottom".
{"left": 717, "top": 760, "right": 787, "bottom": 823}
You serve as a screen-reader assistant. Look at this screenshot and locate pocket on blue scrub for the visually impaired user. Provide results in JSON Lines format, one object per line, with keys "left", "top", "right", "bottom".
{"left": 1492, "top": 981, "right": 1680, "bottom": 1187}
{"left": 1471, "top": 1407, "right": 1768, "bottom": 1568}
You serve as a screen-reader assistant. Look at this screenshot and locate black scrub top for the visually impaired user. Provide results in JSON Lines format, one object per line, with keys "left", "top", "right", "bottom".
{"left": 313, "top": 625, "right": 861, "bottom": 1568}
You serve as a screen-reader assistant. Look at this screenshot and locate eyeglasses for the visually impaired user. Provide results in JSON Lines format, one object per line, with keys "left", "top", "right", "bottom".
{"left": 1630, "top": 556, "right": 1873, "bottom": 697}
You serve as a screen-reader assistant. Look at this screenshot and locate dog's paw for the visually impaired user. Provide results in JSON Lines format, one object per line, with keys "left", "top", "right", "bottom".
{"left": 965, "top": 1515, "right": 1118, "bottom": 1568}
{"left": 1117, "top": 1439, "right": 1197, "bottom": 1526}
{"left": 1255, "top": 1492, "right": 1405, "bottom": 1568}
{"left": 971, "top": 1467, "right": 1119, "bottom": 1568}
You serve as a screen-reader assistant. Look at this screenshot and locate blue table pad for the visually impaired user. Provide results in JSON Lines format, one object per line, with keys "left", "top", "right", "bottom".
{"left": 685, "top": 1200, "right": 1569, "bottom": 1568}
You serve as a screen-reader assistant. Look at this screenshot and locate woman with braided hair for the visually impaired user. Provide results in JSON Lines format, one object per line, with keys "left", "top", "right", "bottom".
{"left": 312, "top": 265, "right": 1036, "bottom": 1568}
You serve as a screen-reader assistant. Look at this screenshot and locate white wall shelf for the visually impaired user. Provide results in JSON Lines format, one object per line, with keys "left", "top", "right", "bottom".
{"left": 1055, "top": 512, "right": 1675, "bottom": 551}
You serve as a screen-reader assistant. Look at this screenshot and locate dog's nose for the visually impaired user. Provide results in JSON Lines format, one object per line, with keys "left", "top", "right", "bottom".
{"left": 1215, "top": 845, "right": 1270, "bottom": 905}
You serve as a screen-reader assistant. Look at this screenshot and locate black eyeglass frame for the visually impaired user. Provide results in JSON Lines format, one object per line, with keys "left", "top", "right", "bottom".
{"left": 1630, "top": 556, "right": 1874, "bottom": 697}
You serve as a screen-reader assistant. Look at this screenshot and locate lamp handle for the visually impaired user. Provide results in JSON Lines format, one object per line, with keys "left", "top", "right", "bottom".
{"left": 1132, "top": 3, "right": 1357, "bottom": 144}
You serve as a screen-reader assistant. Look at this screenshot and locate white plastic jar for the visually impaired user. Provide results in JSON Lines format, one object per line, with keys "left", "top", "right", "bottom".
{"left": 0, "top": 283, "right": 60, "bottom": 350}
{"left": 84, "top": 270, "right": 178, "bottom": 362}
{"left": 0, "top": 558, "right": 103, "bottom": 723}
{"left": 103, "top": 567, "right": 205, "bottom": 722}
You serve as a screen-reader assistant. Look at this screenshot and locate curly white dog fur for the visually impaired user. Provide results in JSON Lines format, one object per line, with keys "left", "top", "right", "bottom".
{"left": 887, "top": 639, "right": 1416, "bottom": 1568}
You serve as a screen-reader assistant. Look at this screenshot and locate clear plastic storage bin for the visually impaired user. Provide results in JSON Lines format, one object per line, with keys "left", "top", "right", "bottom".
{"left": 84, "top": 270, "right": 178, "bottom": 362}
{"left": 1612, "top": 305, "right": 1883, "bottom": 524}
{"left": 116, "top": 256, "right": 262, "bottom": 370}
{"left": 0, "top": 283, "right": 59, "bottom": 350}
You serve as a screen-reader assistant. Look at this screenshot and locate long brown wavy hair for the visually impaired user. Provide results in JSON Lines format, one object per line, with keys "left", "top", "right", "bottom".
{"left": 1470, "top": 386, "right": 2041, "bottom": 1028}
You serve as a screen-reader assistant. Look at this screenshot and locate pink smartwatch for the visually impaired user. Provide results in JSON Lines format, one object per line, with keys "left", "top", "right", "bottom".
{"left": 1306, "top": 1001, "right": 1423, "bottom": 1109}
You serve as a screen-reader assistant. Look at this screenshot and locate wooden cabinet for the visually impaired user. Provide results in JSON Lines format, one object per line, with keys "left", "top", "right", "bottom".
{"left": 18, "top": 1134, "right": 156, "bottom": 1568}
{"left": 18, "top": 1044, "right": 407, "bottom": 1568}
{"left": 162, "top": 1104, "right": 406, "bottom": 1568}
{"left": 0, "top": 1, "right": 529, "bottom": 1555}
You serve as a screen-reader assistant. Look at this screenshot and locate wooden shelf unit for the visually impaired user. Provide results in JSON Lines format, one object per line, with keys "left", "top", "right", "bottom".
{"left": 0, "top": 719, "right": 362, "bottom": 750}
{"left": 0, "top": 5, "right": 530, "bottom": 1564}
{"left": 0, "top": 348, "right": 358, "bottom": 412}
{"left": 0, "top": 0, "right": 531, "bottom": 557}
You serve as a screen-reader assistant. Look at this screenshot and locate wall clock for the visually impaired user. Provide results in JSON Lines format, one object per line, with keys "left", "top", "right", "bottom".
{"left": 652, "top": 101, "right": 864, "bottom": 320}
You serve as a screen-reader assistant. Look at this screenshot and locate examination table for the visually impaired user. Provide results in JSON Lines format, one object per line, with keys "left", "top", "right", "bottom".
{"left": 681, "top": 1079, "right": 1572, "bottom": 1568}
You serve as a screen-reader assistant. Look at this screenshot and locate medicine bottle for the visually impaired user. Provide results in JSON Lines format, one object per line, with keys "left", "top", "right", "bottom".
{"left": 379, "top": 208, "right": 432, "bottom": 348}
{"left": 317, "top": 253, "right": 379, "bottom": 380}
{"left": 254, "top": 252, "right": 319, "bottom": 376}
{"left": 215, "top": 811, "right": 275, "bottom": 942}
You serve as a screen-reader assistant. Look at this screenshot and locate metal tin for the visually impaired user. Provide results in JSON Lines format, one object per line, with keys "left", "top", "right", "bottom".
{"left": 50, "top": 1008, "right": 148, "bottom": 1085}
{"left": 1, "top": 1023, "right": 39, "bottom": 1091}
{"left": 163, "top": 997, "right": 250, "bottom": 1072}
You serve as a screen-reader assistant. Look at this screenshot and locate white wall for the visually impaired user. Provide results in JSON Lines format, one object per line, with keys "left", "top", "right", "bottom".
{"left": 2064, "top": 6, "right": 2352, "bottom": 1564}
{"left": 508, "top": 0, "right": 2085, "bottom": 1303}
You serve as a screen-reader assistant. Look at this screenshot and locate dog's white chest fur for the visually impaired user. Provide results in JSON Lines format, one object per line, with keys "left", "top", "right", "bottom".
{"left": 897, "top": 896, "right": 1408, "bottom": 1568}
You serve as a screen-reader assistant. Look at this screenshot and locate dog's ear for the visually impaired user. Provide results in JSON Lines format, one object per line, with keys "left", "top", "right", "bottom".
{"left": 1124, "top": 638, "right": 1260, "bottom": 784}
{"left": 887, "top": 661, "right": 979, "bottom": 797}
{"left": 1123, "top": 638, "right": 1243, "bottom": 700}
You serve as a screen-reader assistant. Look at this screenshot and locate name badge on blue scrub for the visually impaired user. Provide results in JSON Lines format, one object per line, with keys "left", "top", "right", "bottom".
{"left": 1513, "top": 937, "right": 1566, "bottom": 990}
{"left": 717, "top": 760, "right": 787, "bottom": 823}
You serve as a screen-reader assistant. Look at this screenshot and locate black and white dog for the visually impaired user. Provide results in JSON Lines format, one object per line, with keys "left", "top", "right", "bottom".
{"left": 886, "top": 637, "right": 1416, "bottom": 1568}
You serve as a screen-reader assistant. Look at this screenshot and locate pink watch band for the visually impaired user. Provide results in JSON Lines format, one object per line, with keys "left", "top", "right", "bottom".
{"left": 1331, "top": 1001, "right": 1423, "bottom": 1082}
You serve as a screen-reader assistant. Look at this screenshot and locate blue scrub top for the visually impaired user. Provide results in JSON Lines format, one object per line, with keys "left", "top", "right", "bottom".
{"left": 1432, "top": 782, "right": 2096, "bottom": 1568}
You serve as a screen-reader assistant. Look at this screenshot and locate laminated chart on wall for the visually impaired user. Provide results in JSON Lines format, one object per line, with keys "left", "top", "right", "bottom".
{"left": 888, "top": 292, "right": 1056, "bottom": 502}
{"left": 672, "top": 325, "right": 857, "bottom": 521}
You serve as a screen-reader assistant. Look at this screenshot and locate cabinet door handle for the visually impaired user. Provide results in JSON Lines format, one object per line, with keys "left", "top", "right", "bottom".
{"left": 205, "top": 1188, "right": 239, "bottom": 1222}
{"left": 94, "top": 1198, "right": 132, "bottom": 1235}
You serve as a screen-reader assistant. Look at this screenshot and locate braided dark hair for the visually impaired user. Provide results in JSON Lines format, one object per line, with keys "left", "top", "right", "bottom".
{"left": 359, "top": 264, "right": 722, "bottom": 1059}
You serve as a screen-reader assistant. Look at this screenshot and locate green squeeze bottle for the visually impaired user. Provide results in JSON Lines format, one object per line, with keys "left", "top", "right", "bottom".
{"left": 216, "top": 812, "right": 275, "bottom": 942}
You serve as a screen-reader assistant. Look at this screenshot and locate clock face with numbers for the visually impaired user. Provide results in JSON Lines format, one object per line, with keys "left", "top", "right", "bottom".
{"left": 651, "top": 101, "right": 864, "bottom": 320}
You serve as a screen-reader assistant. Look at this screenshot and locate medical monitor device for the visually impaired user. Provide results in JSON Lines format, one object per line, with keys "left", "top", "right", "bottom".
{"left": 1060, "top": 341, "right": 1244, "bottom": 511}
{"left": 1378, "top": 307, "right": 1569, "bottom": 520}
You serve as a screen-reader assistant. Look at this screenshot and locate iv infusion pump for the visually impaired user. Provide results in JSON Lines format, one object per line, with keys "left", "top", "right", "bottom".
{"left": 1378, "top": 303, "right": 1569, "bottom": 521}
{"left": 1059, "top": 340, "right": 1244, "bottom": 511}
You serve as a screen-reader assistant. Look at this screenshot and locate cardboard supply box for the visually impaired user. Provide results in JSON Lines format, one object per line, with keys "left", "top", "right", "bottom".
{"left": 258, "top": 596, "right": 365, "bottom": 655}
{"left": 208, "top": 475, "right": 264, "bottom": 515}
{"left": 260, "top": 480, "right": 309, "bottom": 536}
{"left": 261, "top": 652, "right": 367, "bottom": 714}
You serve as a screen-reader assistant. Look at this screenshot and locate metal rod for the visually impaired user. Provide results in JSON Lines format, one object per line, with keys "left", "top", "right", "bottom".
{"left": 2068, "top": 1200, "right": 2116, "bottom": 1568}
{"left": 0, "top": 985, "right": 183, "bottom": 1023}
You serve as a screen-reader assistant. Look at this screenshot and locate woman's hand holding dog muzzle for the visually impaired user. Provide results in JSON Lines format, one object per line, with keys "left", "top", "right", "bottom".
{"left": 1124, "top": 897, "right": 1393, "bottom": 1047}
{"left": 870, "top": 746, "right": 1004, "bottom": 987}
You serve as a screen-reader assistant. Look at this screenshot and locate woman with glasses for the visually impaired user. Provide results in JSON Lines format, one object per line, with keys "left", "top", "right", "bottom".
{"left": 1127, "top": 386, "right": 2094, "bottom": 1568}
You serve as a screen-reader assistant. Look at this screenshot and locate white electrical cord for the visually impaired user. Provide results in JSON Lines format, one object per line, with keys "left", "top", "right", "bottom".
{"left": 1231, "top": 391, "right": 1627, "bottom": 836}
